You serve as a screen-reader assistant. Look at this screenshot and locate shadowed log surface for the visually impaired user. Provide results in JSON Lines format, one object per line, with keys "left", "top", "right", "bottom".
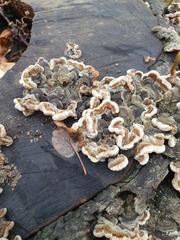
{"left": 0, "top": 0, "right": 162, "bottom": 237}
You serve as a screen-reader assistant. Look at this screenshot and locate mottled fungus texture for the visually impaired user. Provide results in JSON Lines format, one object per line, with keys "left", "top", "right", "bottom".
{"left": 0, "top": 0, "right": 164, "bottom": 238}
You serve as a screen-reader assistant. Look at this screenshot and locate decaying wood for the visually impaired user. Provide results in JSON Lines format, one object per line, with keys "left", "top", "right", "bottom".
{"left": 1, "top": 0, "right": 179, "bottom": 239}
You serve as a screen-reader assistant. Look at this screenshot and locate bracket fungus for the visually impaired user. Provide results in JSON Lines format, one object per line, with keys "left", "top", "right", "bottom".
{"left": 0, "top": 124, "right": 21, "bottom": 191}
{"left": 108, "top": 117, "right": 124, "bottom": 135}
{"left": 64, "top": 41, "right": 82, "bottom": 59}
{"left": 0, "top": 207, "right": 21, "bottom": 240}
{"left": 170, "top": 161, "right": 180, "bottom": 192}
{"left": 14, "top": 50, "right": 179, "bottom": 174}
{"left": 116, "top": 124, "right": 144, "bottom": 150}
{"left": 14, "top": 56, "right": 99, "bottom": 121}
{"left": 152, "top": 26, "right": 180, "bottom": 53}
{"left": 135, "top": 134, "right": 166, "bottom": 165}
{"left": 93, "top": 216, "right": 150, "bottom": 240}
{"left": 0, "top": 124, "right": 13, "bottom": 147}
{"left": 165, "top": 2, "right": 180, "bottom": 26}
{"left": 108, "top": 154, "right": 128, "bottom": 171}
{"left": 82, "top": 143, "right": 119, "bottom": 163}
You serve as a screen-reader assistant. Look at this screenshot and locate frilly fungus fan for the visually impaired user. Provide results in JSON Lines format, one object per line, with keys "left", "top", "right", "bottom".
{"left": 93, "top": 208, "right": 151, "bottom": 240}
{"left": 0, "top": 207, "right": 22, "bottom": 240}
{"left": 64, "top": 41, "right": 82, "bottom": 59}
{"left": 93, "top": 192, "right": 160, "bottom": 240}
{"left": 0, "top": 124, "right": 21, "bottom": 192}
{"left": 14, "top": 57, "right": 99, "bottom": 120}
{"left": 0, "top": 124, "right": 21, "bottom": 239}
{"left": 14, "top": 52, "right": 180, "bottom": 192}
{"left": 165, "top": 2, "right": 180, "bottom": 26}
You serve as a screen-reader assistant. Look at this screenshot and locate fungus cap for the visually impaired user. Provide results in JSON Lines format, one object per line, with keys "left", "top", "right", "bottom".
{"left": 141, "top": 105, "right": 158, "bottom": 121}
{"left": 93, "top": 99, "right": 119, "bottom": 116}
{"left": 82, "top": 143, "right": 119, "bottom": 163}
{"left": 52, "top": 101, "right": 77, "bottom": 121}
{"left": 152, "top": 118, "right": 174, "bottom": 132}
{"left": 108, "top": 117, "right": 124, "bottom": 135}
{"left": 0, "top": 124, "right": 6, "bottom": 138}
{"left": 38, "top": 102, "right": 58, "bottom": 116}
{"left": 170, "top": 161, "right": 180, "bottom": 173}
{"left": 64, "top": 41, "right": 82, "bottom": 59}
{"left": 108, "top": 154, "right": 128, "bottom": 171}
{"left": 172, "top": 173, "right": 180, "bottom": 192}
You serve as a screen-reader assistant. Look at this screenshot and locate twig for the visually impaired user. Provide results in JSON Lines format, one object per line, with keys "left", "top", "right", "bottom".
{"left": 69, "top": 137, "right": 87, "bottom": 176}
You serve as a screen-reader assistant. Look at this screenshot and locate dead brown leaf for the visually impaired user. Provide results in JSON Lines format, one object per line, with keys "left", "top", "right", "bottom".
{"left": 52, "top": 121, "right": 87, "bottom": 175}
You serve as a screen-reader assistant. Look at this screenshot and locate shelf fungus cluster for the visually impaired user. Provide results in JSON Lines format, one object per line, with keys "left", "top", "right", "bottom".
{"left": 165, "top": 2, "right": 180, "bottom": 26}
{"left": 14, "top": 57, "right": 180, "bottom": 191}
{"left": 170, "top": 161, "right": 180, "bottom": 192}
{"left": 14, "top": 57, "right": 99, "bottom": 120}
{"left": 64, "top": 41, "right": 82, "bottom": 59}
{"left": 93, "top": 208, "right": 151, "bottom": 240}
{"left": 0, "top": 124, "right": 21, "bottom": 192}
{"left": 0, "top": 207, "right": 21, "bottom": 240}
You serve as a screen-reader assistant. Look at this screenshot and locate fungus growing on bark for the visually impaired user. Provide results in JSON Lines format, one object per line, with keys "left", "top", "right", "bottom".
{"left": 93, "top": 99, "right": 119, "bottom": 115}
{"left": 14, "top": 56, "right": 99, "bottom": 121}
{"left": 52, "top": 101, "right": 77, "bottom": 121}
{"left": 152, "top": 26, "right": 180, "bottom": 52}
{"left": 89, "top": 96, "right": 100, "bottom": 109}
{"left": 109, "top": 75, "right": 135, "bottom": 93}
{"left": 108, "top": 117, "right": 124, "bottom": 135}
{"left": 116, "top": 124, "right": 144, "bottom": 150}
{"left": 138, "top": 209, "right": 151, "bottom": 226}
{"left": 82, "top": 143, "right": 119, "bottom": 163}
{"left": 0, "top": 124, "right": 13, "bottom": 147}
{"left": 19, "top": 64, "right": 44, "bottom": 90}
{"left": 38, "top": 102, "right": 58, "bottom": 116}
{"left": 14, "top": 51, "right": 179, "bottom": 173}
{"left": 135, "top": 134, "right": 166, "bottom": 165}
{"left": 170, "top": 161, "right": 180, "bottom": 192}
{"left": 165, "top": 2, "right": 180, "bottom": 26}
{"left": 93, "top": 218, "right": 150, "bottom": 240}
{"left": 108, "top": 154, "right": 128, "bottom": 171}
{"left": 171, "top": 173, "right": 180, "bottom": 192}
{"left": 0, "top": 207, "right": 22, "bottom": 240}
{"left": 0, "top": 124, "right": 21, "bottom": 191}
{"left": 141, "top": 104, "right": 158, "bottom": 121}
{"left": 143, "top": 70, "right": 172, "bottom": 92}
{"left": 14, "top": 94, "right": 40, "bottom": 116}
{"left": 151, "top": 117, "right": 177, "bottom": 134}
{"left": 64, "top": 41, "right": 82, "bottom": 59}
